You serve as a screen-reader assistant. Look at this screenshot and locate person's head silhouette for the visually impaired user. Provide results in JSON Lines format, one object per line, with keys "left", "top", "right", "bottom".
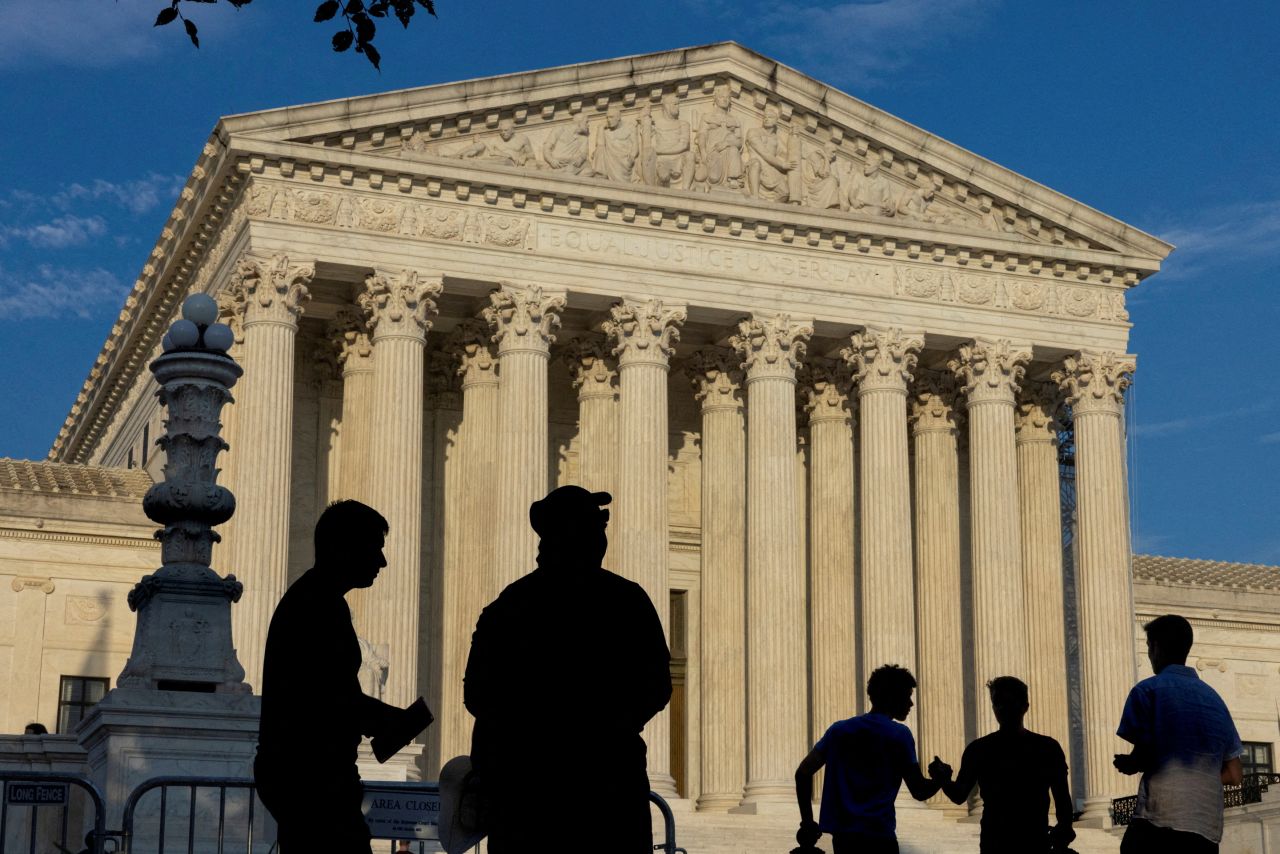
{"left": 867, "top": 664, "right": 916, "bottom": 721}
{"left": 1143, "top": 613, "right": 1193, "bottom": 673}
{"left": 529, "top": 485, "right": 611, "bottom": 571}
{"left": 314, "top": 500, "right": 388, "bottom": 591}
{"left": 987, "top": 675, "right": 1029, "bottom": 731}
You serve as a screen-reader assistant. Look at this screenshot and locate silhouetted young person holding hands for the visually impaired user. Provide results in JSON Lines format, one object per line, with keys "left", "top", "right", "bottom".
{"left": 255, "top": 501, "right": 433, "bottom": 854}
{"left": 464, "top": 485, "right": 671, "bottom": 854}
{"left": 1115, "top": 614, "right": 1243, "bottom": 854}
{"left": 794, "top": 664, "right": 951, "bottom": 854}
{"left": 936, "top": 676, "right": 1074, "bottom": 853}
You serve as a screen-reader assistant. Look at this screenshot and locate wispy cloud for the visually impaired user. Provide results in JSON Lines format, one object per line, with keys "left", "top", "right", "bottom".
{"left": 1132, "top": 531, "right": 1174, "bottom": 554}
{"left": 0, "top": 265, "right": 126, "bottom": 320}
{"left": 1131, "top": 402, "right": 1272, "bottom": 439}
{"left": 1261, "top": 431, "right": 1280, "bottom": 445}
{"left": 1151, "top": 199, "right": 1280, "bottom": 281}
{"left": 694, "top": 0, "right": 1000, "bottom": 88}
{"left": 55, "top": 174, "right": 187, "bottom": 216}
{"left": 1, "top": 214, "right": 107, "bottom": 249}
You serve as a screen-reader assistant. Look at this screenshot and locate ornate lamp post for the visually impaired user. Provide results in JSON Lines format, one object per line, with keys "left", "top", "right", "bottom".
{"left": 115, "top": 293, "right": 249, "bottom": 693}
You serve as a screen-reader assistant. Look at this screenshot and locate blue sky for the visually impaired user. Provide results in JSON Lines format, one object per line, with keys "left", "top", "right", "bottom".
{"left": 0, "top": 1, "right": 1276, "bottom": 563}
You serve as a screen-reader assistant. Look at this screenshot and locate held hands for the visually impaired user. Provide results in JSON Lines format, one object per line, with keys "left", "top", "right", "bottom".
{"left": 371, "top": 697, "right": 434, "bottom": 763}
{"left": 927, "top": 755, "right": 954, "bottom": 782}
{"left": 1113, "top": 752, "right": 1142, "bottom": 776}
{"left": 795, "top": 819, "right": 821, "bottom": 849}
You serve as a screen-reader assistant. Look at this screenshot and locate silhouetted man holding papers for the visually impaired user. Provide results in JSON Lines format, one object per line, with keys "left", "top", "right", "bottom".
{"left": 938, "top": 676, "right": 1075, "bottom": 853}
{"left": 464, "top": 485, "right": 671, "bottom": 854}
{"left": 1115, "top": 614, "right": 1243, "bottom": 854}
{"left": 794, "top": 664, "right": 951, "bottom": 854}
{"left": 255, "top": 501, "right": 433, "bottom": 854}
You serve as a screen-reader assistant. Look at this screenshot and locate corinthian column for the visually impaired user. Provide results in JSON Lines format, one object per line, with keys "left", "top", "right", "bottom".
{"left": 439, "top": 319, "right": 499, "bottom": 765}
{"left": 484, "top": 284, "right": 566, "bottom": 587}
{"left": 358, "top": 269, "right": 441, "bottom": 707}
{"left": 843, "top": 328, "right": 922, "bottom": 688}
{"left": 732, "top": 313, "right": 812, "bottom": 810}
{"left": 685, "top": 348, "right": 746, "bottom": 811}
{"left": 604, "top": 298, "right": 687, "bottom": 797}
{"left": 950, "top": 339, "right": 1032, "bottom": 735}
{"left": 800, "top": 358, "right": 857, "bottom": 743}
{"left": 910, "top": 370, "right": 966, "bottom": 783}
{"left": 563, "top": 337, "right": 618, "bottom": 493}
{"left": 1053, "top": 352, "right": 1137, "bottom": 821}
{"left": 223, "top": 253, "right": 312, "bottom": 691}
{"left": 1016, "top": 381, "right": 1070, "bottom": 755}
{"left": 327, "top": 306, "right": 377, "bottom": 631}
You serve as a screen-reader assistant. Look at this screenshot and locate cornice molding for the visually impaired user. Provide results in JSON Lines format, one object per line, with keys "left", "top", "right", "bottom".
{"left": 0, "top": 526, "right": 160, "bottom": 550}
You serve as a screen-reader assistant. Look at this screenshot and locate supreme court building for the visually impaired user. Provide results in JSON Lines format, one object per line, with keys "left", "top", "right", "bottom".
{"left": 7, "top": 44, "right": 1280, "bottom": 845}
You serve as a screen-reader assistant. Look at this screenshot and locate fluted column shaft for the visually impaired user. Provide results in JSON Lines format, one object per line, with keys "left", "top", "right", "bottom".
{"left": 605, "top": 298, "right": 686, "bottom": 797}
{"left": 687, "top": 350, "right": 747, "bottom": 811}
{"left": 1055, "top": 352, "right": 1137, "bottom": 820}
{"left": 951, "top": 339, "right": 1032, "bottom": 736}
{"left": 802, "top": 359, "right": 857, "bottom": 747}
{"left": 329, "top": 307, "right": 377, "bottom": 631}
{"left": 360, "top": 269, "right": 441, "bottom": 707}
{"left": 223, "top": 254, "right": 312, "bottom": 691}
{"left": 910, "top": 371, "right": 966, "bottom": 781}
{"left": 565, "top": 336, "right": 619, "bottom": 571}
{"left": 733, "top": 314, "right": 812, "bottom": 809}
{"left": 1016, "top": 382, "right": 1070, "bottom": 755}
{"left": 440, "top": 319, "right": 500, "bottom": 767}
{"left": 845, "top": 329, "right": 922, "bottom": 688}
{"left": 484, "top": 284, "right": 566, "bottom": 588}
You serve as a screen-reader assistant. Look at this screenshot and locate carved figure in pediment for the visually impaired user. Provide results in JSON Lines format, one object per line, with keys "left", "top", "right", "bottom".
{"left": 802, "top": 142, "right": 842, "bottom": 210}
{"left": 845, "top": 154, "right": 897, "bottom": 217}
{"left": 268, "top": 187, "right": 294, "bottom": 220}
{"left": 898, "top": 180, "right": 968, "bottom": 227}
{"left": 591, "top": 105, "right": 640, "bottom": 183}
{"left": 445, "top": 117, "right": 536, "bottom": 168}
{"left": 694, "top": 84, "right": 744, "bottom": 192}
{"left": 746, "top": 104, "right": 801, "bottom": 204}
{"left": 981, "top": 206, "right": 1018, "bottom": 235}
{"left": 543, "top": 113, "right": 592, "bottom": 175}
{"left": 334, "top": 195, "right": 356, "bottom": 229}
{"left": 640, "top": 93, "right": 694, "bottom": 190}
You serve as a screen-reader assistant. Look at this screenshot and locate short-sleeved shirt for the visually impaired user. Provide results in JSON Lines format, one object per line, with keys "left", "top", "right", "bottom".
{"left": 954, "top": 729, "right": 1067, "bottom": 842}
{"left": 815, "top": 712, "right": 918, "bottom": 837}
{"left": 1117, "top": 664, "right": 1244, "bottom": 843}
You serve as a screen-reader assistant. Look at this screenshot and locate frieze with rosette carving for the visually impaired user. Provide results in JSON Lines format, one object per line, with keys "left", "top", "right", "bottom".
{"left": 893, "top": 267, "right": 1127, "bottom": 323}
{"left": 245, "top": 182, "right": 536, "bottom": 251}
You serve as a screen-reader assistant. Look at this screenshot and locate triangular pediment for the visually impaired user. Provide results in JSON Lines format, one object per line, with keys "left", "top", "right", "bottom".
{"left": 222, "top": 42, "right": 1171, "bottom": 263}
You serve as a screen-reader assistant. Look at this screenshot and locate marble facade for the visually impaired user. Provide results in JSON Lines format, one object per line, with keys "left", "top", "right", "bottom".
{"left": 6, "top": 44, "right": 1260, "bottom": 832}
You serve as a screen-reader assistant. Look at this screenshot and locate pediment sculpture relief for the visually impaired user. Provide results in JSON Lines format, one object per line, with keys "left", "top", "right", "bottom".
{"left": 397, "top": 83, "right": 1036, "bottom": 241}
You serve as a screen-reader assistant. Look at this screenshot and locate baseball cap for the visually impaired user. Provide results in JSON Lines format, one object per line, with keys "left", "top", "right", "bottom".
{"left": 529, "top": 485, "right": 611, "bottom": 537}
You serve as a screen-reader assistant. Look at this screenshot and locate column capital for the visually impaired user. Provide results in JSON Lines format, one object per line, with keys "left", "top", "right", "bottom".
{"left": 1052, "top": 351, "right": 1135, "bottom": 417}
{"left": 327, "top": 307, "right": 375, "bottom": 376}
{"left": 359, "top": 269, "right": 442, "bottom": 342}
{"left": 604, "top": 298, "right": 687, "bottom": 368}
{"left": 483, "top": 281, "right": 566, "bottom": 356}
{"left": 949, "top": 338, "right": 1032, "bottom": 407}
{"left": 448, "top": 318, "right": 499, "bottom": 390}
{"left": 842, "top": 327, "right": 923, "bottom": 395}
{"left": 223, "top": 253, "right": 313, "bottom": 330}
{"left": 684, "top": 347, "right": 745, "bottom": 412}
{"left": 909, "top": 369, "right": 962, "bottom": 435}
{"left": 799, "top": 358, "right": 853, "bottom": 425}
{"left": 1016, "top": 380, "right": 1064, "bottom": 443}
{"left": 562, "top": 335, "right": 617, "bottom": 400}
{"left": 427, "top": 348, "right": 463, "bottom": 409}
{"left": 308, "top": 335, "right": 343, "bottom": 395}
{"left": 731, "top": 313, "right": 813, "bottom": 382}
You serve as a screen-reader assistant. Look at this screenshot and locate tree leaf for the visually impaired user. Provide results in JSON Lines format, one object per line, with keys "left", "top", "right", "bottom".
{"left": 314, "top": 0, "right": 339, "bottom": 21}
{"left": 154, "top": 7, "right": 178, "bottom": 26}
{"left": 394, "top": 1, "right": 413, "bottom": 27}
{"left": 332, "top": 29, "right": 354, "bottom": 51}
{"left": 184, "top": 17, "right": 199, "bottom": 47}
{"left": 344, "top": 0, "right": 364, "bottom": 13}
{"left": 353, "top": 11, "right": 375, "bottom": 44}
{"left": 363, "top": 42, "right": 381, "bottom": 71}
{"left": 415, "top": 0, "right": 436, "bottom": 16}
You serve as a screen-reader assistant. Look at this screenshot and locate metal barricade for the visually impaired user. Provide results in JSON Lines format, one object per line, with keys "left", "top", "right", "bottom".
{"left": 120, "top": 777, "right": 268, "bottom": 854}
{"left": 648, "top": 791, "right": 687, "bottom": 854}
{"left": 0, "top": 771, "right": 107, "bottom": 854}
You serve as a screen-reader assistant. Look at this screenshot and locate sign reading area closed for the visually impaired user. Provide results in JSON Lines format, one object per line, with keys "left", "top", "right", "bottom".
{"left": 362, "top": 785, "right": 443, "bottom": 849}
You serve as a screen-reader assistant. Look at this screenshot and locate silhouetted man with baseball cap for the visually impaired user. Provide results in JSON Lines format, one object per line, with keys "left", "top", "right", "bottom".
{"left": 464, "top": 485, "right": 671, "bottom": 853}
